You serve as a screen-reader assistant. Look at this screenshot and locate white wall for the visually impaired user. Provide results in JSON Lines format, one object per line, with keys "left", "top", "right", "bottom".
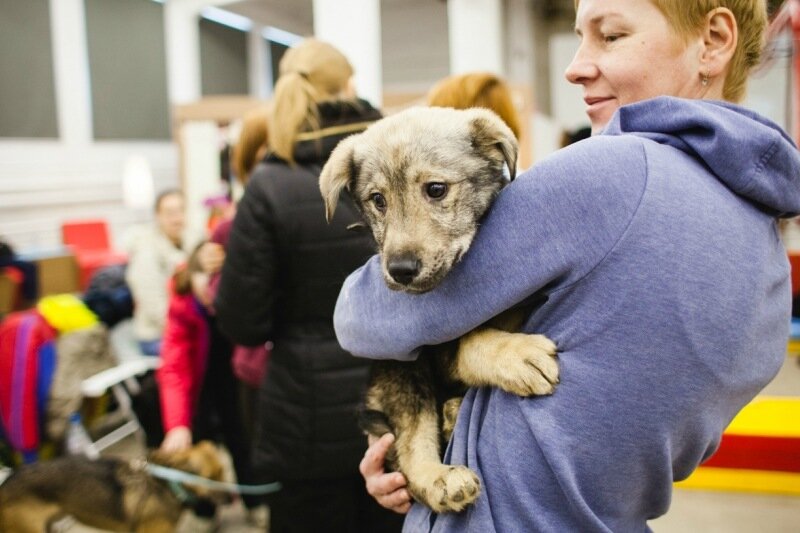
{"left": 0, "top": 142, "right": 178, "bottom": 251}
{"left": 380, "top": 0, "right": 450, "bottom": 95}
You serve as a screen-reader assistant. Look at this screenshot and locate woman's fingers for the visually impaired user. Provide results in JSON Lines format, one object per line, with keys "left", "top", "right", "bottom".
{"left": 360, "top": 433, "right": 393, "bottom": 478}
{"left": 359, "top": 433, "right": 412, "bottom": 514}
{"left": 161, "top": 426, "right": 192, "bottom": 452}
{"left": 376, "top": 478, "right": 412, "bottom": 513}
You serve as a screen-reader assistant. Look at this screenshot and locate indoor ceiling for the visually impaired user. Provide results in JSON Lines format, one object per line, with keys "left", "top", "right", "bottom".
{"left": 221, "top": 0, "right": 578, "bottom": 37}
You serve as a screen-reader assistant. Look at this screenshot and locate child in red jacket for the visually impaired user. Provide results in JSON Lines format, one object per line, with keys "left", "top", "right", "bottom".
{"left": 156, "top": 242, "right": 264, "bottom": 525}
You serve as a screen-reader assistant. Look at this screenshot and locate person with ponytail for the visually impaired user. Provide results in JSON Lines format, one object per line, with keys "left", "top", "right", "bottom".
{"left": 215, "top": 39, "right": 401, "bottom": 532}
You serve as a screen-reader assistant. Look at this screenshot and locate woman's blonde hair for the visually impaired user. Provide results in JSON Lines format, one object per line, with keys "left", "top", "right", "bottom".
{"left": 574, "top": 0, "right": 768, "bottom": 102}
{"left": 426, "top": 72, "right": 522, "bottom": 140}
{"left": 232, "top": 104, "right": 270, "bottom": 184}
{"left": 269, "top": 39, "right": 354, "bottom": 164}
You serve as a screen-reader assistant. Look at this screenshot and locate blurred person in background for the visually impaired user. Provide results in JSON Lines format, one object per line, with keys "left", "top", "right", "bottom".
{"left": 426, "top": 71, "right": 522, "bottom": 141}
{"left": 215, "top": 38, "right": 403, "bottom": 533}
{"left": 157, "top": 242, "right": 265, "bottom": 529}
{"left": 125, "top": 189, "right": 188, "bottom": 356}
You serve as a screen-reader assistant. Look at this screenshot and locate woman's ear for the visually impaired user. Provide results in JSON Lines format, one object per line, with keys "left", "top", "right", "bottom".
{"left": 701, "top": 7, "right": 738, "bottom": 79}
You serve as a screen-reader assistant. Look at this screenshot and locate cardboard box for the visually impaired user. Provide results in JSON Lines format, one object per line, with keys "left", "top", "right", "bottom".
{"left": 17, "top": 247, "right": 81, "bottom": 297}
{"left": 37, "top": 253, "right": 80, "bottom": 296}
{"left": 0, "top": 273, "right": 16, "bottom": 314}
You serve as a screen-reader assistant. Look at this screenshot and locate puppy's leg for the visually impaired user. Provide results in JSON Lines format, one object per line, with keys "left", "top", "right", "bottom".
{"left": 369, "top": 360, "right": 480, "bottom": 513}
{"left": 393, "top": 405, "right": 480, "bottom": 513}
{"left": 454, "top": 328, "right": 558, "bottom": 397}
{"left": 441, "top": 397, "right": 462, "bottom": 443}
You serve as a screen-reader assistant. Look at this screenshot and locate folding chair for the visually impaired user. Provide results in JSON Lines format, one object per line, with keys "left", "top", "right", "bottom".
{"left": 80, "top": 356, "right": 160, "bottom": 452}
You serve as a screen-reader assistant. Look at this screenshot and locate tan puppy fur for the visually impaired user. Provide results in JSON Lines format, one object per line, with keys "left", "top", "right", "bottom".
{"left": 321, "top": 107, "right": 558, "bottom": 513}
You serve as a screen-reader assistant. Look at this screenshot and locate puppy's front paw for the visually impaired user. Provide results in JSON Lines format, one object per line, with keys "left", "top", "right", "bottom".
{"left": 410, "top": 464, "right": 480, "bottom": 513}
{"left": 495, "top": 334, "right": 559, "bottom": 396}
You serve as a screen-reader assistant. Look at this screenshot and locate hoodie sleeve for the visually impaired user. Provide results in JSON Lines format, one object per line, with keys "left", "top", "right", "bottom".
{"left": 334, "top": 136, "right": 649, "bottom": 360}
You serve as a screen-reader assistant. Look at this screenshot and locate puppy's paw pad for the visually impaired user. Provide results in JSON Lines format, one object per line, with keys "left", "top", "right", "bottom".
{"left": 423, "top": 465, "right": 480, "bottom": 513}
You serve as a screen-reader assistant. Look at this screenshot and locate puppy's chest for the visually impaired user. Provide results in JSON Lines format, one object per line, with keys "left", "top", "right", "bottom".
{"left": 425, "top": 341, "right": 468, "bottom": 400}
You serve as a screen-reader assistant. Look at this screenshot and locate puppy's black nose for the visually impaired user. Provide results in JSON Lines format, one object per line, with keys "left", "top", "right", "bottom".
{"left": 388, "top": 255, "right": 422, "bottom": 285}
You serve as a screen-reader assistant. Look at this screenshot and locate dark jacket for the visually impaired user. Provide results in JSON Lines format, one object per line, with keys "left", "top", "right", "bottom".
{"left": 215, "top": 99, "right": 381, "bottom": 481}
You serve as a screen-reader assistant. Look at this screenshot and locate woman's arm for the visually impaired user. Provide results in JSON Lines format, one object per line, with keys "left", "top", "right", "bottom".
{"left": 156, "top": 296, "right": 196, "bottom": 432}
{"left": 334, "top": 137, "right": 648, "bottom": 360}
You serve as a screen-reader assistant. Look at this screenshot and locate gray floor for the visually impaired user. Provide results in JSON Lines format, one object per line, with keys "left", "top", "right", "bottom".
{"left": 69, "top": 335, "right": 800, "bottom": 532}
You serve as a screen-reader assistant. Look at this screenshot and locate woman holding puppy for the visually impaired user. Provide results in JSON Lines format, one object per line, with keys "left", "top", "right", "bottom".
{"left": 339, "top": 0, "right": 800, "bottom": 531}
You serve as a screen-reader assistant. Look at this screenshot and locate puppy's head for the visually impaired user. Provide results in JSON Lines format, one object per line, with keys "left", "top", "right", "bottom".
{"left": 321, "top": 107, "right": 517, "bottom": 293}
{"left": 149, "top": 441, "right": 230, "bottom": 503}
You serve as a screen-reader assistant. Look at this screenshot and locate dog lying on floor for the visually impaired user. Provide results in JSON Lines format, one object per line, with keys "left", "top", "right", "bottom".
{"left": 320, "top": 107, "right": 559, "bottom": 513}
{"left": 0, "top": 441, "right": 228, "bottom": 533}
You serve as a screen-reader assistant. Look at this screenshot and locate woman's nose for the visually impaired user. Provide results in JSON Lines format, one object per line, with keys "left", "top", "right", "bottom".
{"left": 565, "top": 45, "right": 596, "bottom": 86}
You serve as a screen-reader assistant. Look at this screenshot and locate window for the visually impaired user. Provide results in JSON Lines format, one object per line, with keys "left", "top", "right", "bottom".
{"left": 85, "top": 0, "right": 170, "bottom": 140}
{"left": 0, "top": 0, "right": 58, "bottom": 138}
{"left": 200, "top": 17, "right": 248, "bottom": 96}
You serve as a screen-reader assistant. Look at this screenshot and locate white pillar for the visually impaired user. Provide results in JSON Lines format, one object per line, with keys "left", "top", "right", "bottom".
{"left": 49, "top": 0, "right": 92, "bottom": 145}
{"left": 312, "top": 0, "right": 383, "bottom": 107}
{"left": 164, "top": 1, "right": 202, "bottom": 105}
{"left": 447, "top": 0, "right": 504, "bottom": 75}
{"left": 505, "top": 0, "right": 534, "bottom": 84}
{"left": 248, "top": 26, "right": 272, "bottom": 99}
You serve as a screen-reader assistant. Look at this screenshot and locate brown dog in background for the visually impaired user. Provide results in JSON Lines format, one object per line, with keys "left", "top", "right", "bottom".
{"left": 0, "top": 441, "right": 227, "bottom": 533}
{"left": 321, "top": 107, "right": 559, "bottom": 513}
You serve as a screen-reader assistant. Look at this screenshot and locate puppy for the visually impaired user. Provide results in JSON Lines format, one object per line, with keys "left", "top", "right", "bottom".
{"left": 321, "top": 107, "right": 558, "bottom": 513}
{"left": 0, "top": 441, "right": 227, "bottom": 533}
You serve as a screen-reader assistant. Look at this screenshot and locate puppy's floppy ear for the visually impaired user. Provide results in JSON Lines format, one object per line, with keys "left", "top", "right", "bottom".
{"left": 468, "top": 110, "right": 519, "bottom": 181}
{"left": 320, "top": 135, "right": 360, "bottom": 223}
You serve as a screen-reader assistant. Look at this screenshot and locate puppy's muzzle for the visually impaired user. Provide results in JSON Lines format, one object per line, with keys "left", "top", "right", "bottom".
{"left": 387, "top": 254, "right": 422, "bottom": 286}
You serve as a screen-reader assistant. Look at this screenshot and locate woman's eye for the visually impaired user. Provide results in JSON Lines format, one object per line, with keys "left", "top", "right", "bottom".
{"left": 425, "top": 182, "right": 448, "bottom": 200}
{"left": 371, "top": 192, "right": 387, "bottom": 211}
{"left": 604, "top": 34, "right": 621, "bottom": 43}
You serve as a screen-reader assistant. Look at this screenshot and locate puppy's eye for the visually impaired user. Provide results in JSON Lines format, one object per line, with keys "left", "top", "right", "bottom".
{"left": 425, "top": 182, "right": 448, "bottom": 200}
{"left": 371, "top": 192, "right": 387, "bottom": 212}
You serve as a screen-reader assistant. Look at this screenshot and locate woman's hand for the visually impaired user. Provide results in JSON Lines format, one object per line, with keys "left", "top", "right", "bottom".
{"left": 161, "top": 426, "right": 192, "bottom": 453}
{"left": 359, "top": 433, "right": 412, "bottom": 514}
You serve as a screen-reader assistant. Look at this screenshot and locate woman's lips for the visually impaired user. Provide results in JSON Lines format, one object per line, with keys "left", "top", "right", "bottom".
{"left": 584, "top": 97, "right": 615, "bottom": 119}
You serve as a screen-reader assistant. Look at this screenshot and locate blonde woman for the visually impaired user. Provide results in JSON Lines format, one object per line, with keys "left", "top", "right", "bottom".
{"left": 344, "top": 0, "right": 800, "bottom": 531}
{"left": 214, "top": 39, "right": 401, "bottom": 532}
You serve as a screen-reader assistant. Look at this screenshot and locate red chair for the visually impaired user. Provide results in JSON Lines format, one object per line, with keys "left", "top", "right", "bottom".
{"left": 61, "top": 220, "right": 127, "bottom": 290}
{"left": 789, "top": 251, "right": 800, "bottom": 297}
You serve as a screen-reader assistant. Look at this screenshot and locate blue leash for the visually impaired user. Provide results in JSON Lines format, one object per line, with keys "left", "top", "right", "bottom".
{"left": 144, "top": 463, "right": 282, "bottom": 495}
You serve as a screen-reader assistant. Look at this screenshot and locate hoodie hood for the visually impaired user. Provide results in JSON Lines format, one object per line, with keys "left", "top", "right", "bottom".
{"left": 603, "top": 96, "right": 800, "bottom": 218}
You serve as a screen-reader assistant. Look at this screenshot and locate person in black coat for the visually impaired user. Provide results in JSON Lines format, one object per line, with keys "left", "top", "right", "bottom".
{"left": 215, "top": 38, "right": 403, "bottom": 533}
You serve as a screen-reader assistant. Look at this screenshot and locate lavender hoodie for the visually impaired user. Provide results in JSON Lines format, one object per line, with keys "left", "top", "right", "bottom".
{"left": 334, "top": 97, "right": 800, "bottom": 532}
